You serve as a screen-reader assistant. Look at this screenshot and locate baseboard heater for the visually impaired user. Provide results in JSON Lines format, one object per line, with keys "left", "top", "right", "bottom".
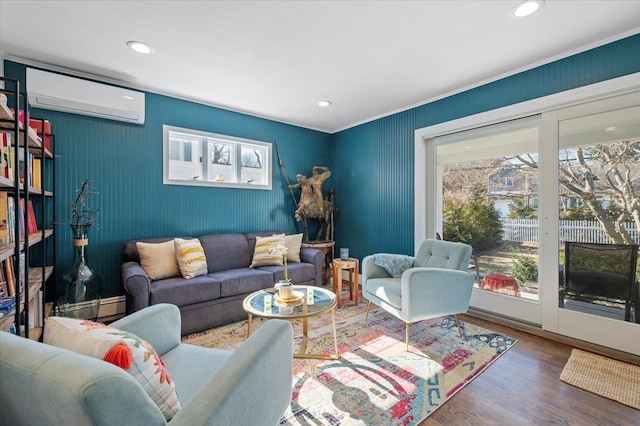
{"left": 97, "top": 295, "right": 127, "bottom": 322}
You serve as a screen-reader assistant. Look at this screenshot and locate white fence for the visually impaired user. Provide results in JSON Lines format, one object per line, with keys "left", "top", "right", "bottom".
{"left": 501, "top": 219, "right": 640, "bottom": 244}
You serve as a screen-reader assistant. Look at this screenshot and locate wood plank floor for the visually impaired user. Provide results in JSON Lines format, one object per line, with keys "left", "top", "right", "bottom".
{"left": 419, "top": 313, "right": 640, "bottom": 425}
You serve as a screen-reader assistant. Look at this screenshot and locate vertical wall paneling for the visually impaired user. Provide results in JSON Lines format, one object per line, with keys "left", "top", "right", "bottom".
{"left": 5, "top": 33, "right": 640, "bottom": 298}
{"left": 331, "top": 34, "right": 640, "bottom": 261}
{"left": 5, "top": 61, "right": 331, "bottom": 297}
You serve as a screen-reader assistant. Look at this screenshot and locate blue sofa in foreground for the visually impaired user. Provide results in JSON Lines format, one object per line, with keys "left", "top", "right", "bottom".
{"left": 0, "top": 304, "right": 293, "bottom": 425}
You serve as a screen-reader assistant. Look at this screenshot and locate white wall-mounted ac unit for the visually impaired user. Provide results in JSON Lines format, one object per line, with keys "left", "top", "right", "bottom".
{"left": 27, "top": 68, "right": 145, "bottom": 125}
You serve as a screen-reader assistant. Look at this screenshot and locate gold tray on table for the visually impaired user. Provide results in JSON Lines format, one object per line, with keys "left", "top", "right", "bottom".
{"left": 274, "top": 290, "right": 305, "bottom": 307}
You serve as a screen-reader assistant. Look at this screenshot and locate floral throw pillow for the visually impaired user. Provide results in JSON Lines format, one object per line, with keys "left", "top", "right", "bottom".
{"left": 44, "top": 316, "right": 180, "bottom": 420}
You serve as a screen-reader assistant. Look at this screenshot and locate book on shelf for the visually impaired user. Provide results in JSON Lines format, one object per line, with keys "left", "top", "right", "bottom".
{"left": 0, "top": 191, "right": 9, "bottom": 244}
{"left": 27, "top": 200, "right": 38, "bottom": 234}
{"left": 4, "top": 257, "right": 15, "bottom": 297}
{"left": 1, "top": 132, "right": 13, "bottom": 180}
{"left": 32, "top": 158, "right": 42, "bottom": 189}
{"left": 0, "top": 296, "right": 16, "bottom": 311}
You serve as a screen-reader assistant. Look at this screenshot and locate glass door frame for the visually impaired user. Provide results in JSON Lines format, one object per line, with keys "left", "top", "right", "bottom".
{"left": 540, "top": 92, "right": 640, "bottom": 355}
{"left": 415, "top": 72, "right": 640, "bottom": 354}
{"left": 428, "top": 116, "right": 543, "bottom": 325}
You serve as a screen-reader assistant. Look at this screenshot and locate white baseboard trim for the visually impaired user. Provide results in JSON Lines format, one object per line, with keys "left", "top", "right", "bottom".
{"left": 98, "top": 295, "right": 127, "bottom": 322}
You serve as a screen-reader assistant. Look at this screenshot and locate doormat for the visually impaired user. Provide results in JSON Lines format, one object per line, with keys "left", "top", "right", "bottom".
{"left": 183, "top": 302, "right": 517, "bottom": 425}
{"left": 560, "top": 348, "right": 640, "bottom": 410}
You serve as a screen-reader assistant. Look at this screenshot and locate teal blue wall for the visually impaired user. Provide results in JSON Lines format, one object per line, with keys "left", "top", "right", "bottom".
{"left": 5, "top": 60, "right": 332, "bottom": 298}
{"left": 331, "top": 33, "right": 640, "bottom": 261}
{"left": 5, "top": 33, "right": 640, "bottom": 298}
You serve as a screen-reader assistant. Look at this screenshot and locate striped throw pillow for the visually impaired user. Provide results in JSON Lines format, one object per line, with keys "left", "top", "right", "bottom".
{"left": 250, "top": 234, "right": 286, "bottom": 268}
{"left": 174, "top": 238, "right": 208, "bottom": 279}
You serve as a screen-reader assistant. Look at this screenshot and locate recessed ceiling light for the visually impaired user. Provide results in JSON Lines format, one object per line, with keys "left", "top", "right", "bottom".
{"left": 318, "top": 101, "right": 332, "bottom": 107}
{"left": 605, "top": 126, "right": 617, "bottom": 132}
{"left": 511, "top": 0, "right": 544, "bottom": 18}
{"left": 127, "top": 40, "right": 155, "bottom": 54}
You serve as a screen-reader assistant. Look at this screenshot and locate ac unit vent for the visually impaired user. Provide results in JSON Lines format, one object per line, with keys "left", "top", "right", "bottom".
{"left": 27, "top": 68, "right": 145, "bottom": 125}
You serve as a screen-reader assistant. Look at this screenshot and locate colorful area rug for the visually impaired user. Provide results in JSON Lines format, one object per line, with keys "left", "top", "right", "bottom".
{"left": 183, "top": 302, "right": 516, "bottom": 425}
{"left": 560, "top": 349, "right": 640, "bottom": 410}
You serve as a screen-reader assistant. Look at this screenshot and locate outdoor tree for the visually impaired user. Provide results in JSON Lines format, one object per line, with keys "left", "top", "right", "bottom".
{"left": 508, "top": 198, "right": 537, "bottom": 219}
{"left": 515, "top": 140, "right": 640, "bottom": 244}
{"left": 443, "top": 196, "right": 503, "bottom": 281}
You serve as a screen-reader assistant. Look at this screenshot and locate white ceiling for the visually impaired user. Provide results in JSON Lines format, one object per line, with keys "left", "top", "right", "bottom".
{"left": 1, "top": 1, "right": 639, "bottom": 133}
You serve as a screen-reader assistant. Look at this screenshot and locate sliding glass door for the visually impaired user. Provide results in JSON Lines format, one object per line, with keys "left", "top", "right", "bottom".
{"left": 433, "top": 117, "right": 542, "bottom": 324}
{"left": 422, "top": 89, "right": 640, "bottom": 354}
{"left": 548, "top": 95, "right": 640, "bottom": 354}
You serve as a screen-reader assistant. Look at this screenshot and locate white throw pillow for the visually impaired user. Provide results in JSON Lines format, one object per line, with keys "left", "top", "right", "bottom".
{"left": 285, "top": 233, "right": 303, "bottom": 262}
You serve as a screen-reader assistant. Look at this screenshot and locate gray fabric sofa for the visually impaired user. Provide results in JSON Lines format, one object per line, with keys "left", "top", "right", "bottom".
{"left": 122, "top": 231, "right": 324, "bottom": 335}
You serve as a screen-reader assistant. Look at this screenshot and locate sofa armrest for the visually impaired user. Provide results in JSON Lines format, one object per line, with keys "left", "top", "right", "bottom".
{"left": 300, "top": 247, "right": 324, "bottom": 285}
{"left": 111, "top": 303, "right": 181, "bottom": 355}
{"left": 122, "top": 261, "right": 152, "bottom": 313}
{"left": 0, "top": 332, "right": 165, "bottom": 426}
{"left": 401, "top": 268, "right": 475, "bottom": 321}
{"left": 170, "top": 320, "right": 294, "bottom": 426}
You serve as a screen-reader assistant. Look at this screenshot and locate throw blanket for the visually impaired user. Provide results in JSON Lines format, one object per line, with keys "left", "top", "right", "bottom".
{"left": 373, "top": 254, "right": 415, "bottom": 278}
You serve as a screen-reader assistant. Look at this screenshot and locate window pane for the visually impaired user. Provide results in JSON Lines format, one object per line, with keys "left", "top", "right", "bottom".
{"left": 240, "top": 145, "right": 266, "bottom": 185}
{"left": 558, "top": 106, "right": 640, "bottom": 322}
{"left": 439, "top": 126, "right": 540, "bottom": 300}
{"left": 163, "top": 125, "right": 271, "bottom": 189}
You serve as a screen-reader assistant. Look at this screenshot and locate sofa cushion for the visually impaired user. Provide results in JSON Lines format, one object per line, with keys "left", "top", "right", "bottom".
{"left": 44, "top": 317, "right": 180, "bottom": 420}
{"left": 209, "top": 268, "right": 274, "bottom": 298}
{"left": 150, "top": 275, "right": 221, "bottom": 307}
{"left": 364, "top": 277, "right": 402, "bottom": 309}
{"left": 175, "top": 238, "right": 208, "bottom": 279}
{"left": 250, "top": 234, "right": 286, "bottom": 268}
{"left": 137, "top": 240, "right": 181, "bottom": 280}
{"left": 199, "top": 234, "right": 252, "bottom": 272}
{"left": 285, "top": 233, "right": 303, "bottom": 262}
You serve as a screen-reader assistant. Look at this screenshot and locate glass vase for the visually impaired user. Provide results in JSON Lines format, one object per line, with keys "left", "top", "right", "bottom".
{"left": 55, "top": 224, "right": 101, "bottom": 321}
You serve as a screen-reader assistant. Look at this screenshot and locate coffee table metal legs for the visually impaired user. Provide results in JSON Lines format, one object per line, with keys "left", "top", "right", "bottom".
{"left": 246, "top": 308, "right": 339, "bottom": 360}
{"left": 295, "top": 306, "right": 338, "bottom": 360}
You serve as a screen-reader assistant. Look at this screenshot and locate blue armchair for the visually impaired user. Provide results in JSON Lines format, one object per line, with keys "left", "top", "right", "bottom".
{"left": 0, "top": 303, "right": 293, "bottom": 425}
{"left": 362, "top": 239, "right": 474, "bottom": 349}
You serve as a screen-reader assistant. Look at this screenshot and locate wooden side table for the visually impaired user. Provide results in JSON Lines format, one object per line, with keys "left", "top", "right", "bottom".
{"left": 301, "top": 240, "right": 335, "bottom": 285}
{"left": 332, "top": 258, "right": 359, "bottom": 308}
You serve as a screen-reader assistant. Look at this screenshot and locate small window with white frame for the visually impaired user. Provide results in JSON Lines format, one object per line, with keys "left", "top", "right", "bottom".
{"left": 163, "top": 125, "right": 272, "bottom": 190}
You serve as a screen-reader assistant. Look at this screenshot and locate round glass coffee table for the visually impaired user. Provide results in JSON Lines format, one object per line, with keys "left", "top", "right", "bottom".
{"left": 243, "top": 285, "right": 338, "bottom": 360}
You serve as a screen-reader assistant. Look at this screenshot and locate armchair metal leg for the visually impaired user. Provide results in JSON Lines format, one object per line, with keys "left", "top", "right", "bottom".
{"left": 365, "top": 300, "right": 372, "bottom": 322}
{"left": 454, "top": 314, "right": 463, "bottom": 338}
{"left": 406, "top": 322, "right": 410, "bottom": 351}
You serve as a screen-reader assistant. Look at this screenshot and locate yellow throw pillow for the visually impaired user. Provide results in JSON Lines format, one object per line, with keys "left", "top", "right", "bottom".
{"left": 250, "top": 234, "right": 286, "bottom": 268}
{"left": 285, "top": 233, "right": 303, "bottom": 262}
{"left": 44, "top": 317, "right": 181, "bottom": 421}
{"left": 174, "top": 238, "right": 208, "bottom": 279}
{"left": 136, "top": 240, "right": 181, "bottom": 280}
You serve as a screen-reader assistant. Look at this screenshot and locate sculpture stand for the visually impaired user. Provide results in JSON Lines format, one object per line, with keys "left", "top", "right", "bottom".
{"left": 301, "top": 240, "right": 335, "bottom": 285}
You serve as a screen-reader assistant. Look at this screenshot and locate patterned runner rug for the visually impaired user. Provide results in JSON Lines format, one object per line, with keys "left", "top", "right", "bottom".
{"left": 560, "top": 349, "right": 640, "bottom": 410}
{"left": 183, "top": 302, "right": 516, "bottom": 425}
